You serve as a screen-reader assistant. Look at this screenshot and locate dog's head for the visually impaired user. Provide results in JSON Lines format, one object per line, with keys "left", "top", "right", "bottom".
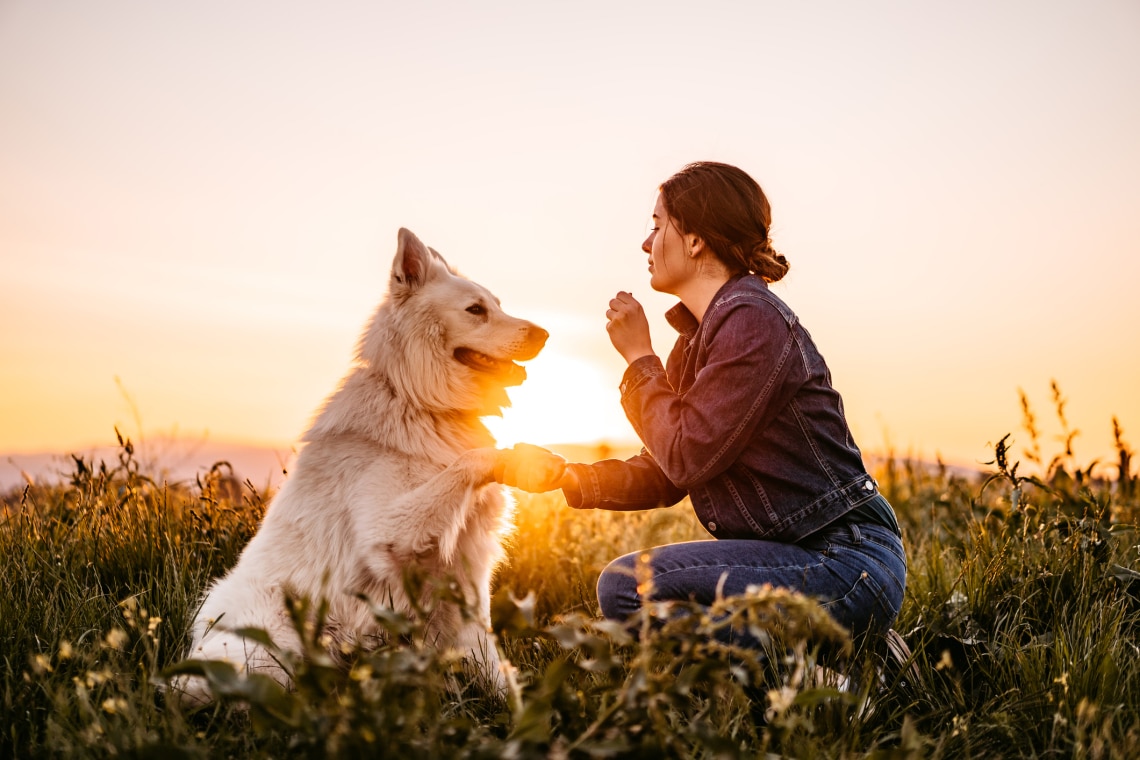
{"left": 360, "top": 228, "right": 548, "bottom": 414}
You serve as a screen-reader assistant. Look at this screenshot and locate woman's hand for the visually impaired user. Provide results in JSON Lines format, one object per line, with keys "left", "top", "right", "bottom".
{"left": 493, "top": 443, "right": 569, "bottom": 493}
{"left": 605, "top": 291, "right": 655, "bottom": 365}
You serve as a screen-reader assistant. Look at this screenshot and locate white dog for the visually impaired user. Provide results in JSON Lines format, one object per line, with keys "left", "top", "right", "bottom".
{"left": 173, "top": 228, "right": 547, "bottom": 705}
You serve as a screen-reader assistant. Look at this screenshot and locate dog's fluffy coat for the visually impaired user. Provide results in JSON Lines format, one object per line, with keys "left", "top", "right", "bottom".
{"left": 175, "top": 229, "right": 547, "bottom": 704}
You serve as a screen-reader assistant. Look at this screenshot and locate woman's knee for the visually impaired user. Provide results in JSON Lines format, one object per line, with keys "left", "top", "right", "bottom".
{"left": 596, "top": 554, "right": 641, "bottom": 621}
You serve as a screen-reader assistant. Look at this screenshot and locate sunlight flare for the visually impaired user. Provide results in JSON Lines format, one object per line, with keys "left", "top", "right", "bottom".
{"left": 485, "top": 352, "right": 634, "bottom": 448}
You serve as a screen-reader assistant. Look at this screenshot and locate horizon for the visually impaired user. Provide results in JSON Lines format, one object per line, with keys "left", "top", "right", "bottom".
{"left": 0, "top": 414, "right": 1067, "bottom": 495}
{"left": 2, "top": 433, "right": 996, "bottom": 495}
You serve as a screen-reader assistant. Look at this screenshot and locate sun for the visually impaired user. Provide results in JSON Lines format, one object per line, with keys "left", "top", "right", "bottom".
{"left": 483, "top": 352, "right": 635, "bottom": 449}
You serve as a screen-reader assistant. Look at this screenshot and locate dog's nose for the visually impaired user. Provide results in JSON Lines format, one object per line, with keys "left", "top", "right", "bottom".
{"left": 527, "top": 324, "right": 549, "bottom": 347}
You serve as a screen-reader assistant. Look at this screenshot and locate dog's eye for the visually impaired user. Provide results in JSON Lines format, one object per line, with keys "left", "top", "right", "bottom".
{"left": 466, "top": 304, "right": 486, "bottom": 316}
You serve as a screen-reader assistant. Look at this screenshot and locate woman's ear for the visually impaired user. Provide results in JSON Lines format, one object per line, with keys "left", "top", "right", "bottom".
{"left": 688, "top": 236, "right": 705, "bottom": 257}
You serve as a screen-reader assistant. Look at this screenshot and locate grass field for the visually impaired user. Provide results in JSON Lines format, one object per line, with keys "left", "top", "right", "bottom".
{"left": 4, "top": 395, "right": 1140, "bottom": 758}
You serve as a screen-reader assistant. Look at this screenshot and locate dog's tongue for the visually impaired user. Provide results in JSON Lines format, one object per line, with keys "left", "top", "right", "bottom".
{"left": 455, "top": 347, "right": 528, "bottom": 386}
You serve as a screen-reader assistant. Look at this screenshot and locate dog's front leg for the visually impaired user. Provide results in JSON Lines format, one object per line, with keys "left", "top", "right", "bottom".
{"left": 456, "top": 618, "right": 505, "bottom": 691}
{"left": 379, "top": 447, "right": 502, "bottom": 565}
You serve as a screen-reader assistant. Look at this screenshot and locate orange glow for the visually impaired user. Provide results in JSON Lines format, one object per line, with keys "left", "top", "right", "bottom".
{"left": 1, "top": 1, "right": 1138, "bottom": 488}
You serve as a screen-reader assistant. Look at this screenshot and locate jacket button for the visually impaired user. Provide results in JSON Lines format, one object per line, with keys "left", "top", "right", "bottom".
{"left": 864, "top": 480, "right": 874, "bottom": 491}
{"left": 707, "top": 521, "right": 716, "bottom": 531}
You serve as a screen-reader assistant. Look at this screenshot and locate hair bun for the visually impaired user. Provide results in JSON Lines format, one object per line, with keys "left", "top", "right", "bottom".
{"left": 750, "top": 238, "right": 789, "bottom": 283}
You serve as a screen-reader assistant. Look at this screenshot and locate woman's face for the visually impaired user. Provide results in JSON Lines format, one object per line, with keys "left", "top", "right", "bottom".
{"left": 642, "top": 193, "right": 695, "bottom": 295}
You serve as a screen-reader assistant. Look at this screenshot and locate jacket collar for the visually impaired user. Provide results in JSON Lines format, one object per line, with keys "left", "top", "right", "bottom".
{"left": 664, "top": 274, "right": 765, "bottom": 338}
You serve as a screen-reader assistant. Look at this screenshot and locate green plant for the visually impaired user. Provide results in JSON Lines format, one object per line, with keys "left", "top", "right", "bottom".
{"left": 4, "top": 401, "right": 1140, "bottom": 758}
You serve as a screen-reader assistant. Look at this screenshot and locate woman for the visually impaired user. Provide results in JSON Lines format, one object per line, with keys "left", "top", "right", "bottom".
{"left": 499, "top": 161, "right": 905, "bottom": 654}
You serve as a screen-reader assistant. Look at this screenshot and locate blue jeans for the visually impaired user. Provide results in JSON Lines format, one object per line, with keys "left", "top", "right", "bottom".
{"left": 596, "top": 523, "right": 906, "bottom": 651}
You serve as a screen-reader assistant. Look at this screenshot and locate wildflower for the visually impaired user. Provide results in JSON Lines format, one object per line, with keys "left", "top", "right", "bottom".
{"left": 935, "top": 649, "right": 954, "bottom": 671}
{"left": 59, "top": 641, "right": 73, "bottom": 660}
{"left": 1076, "top": 697, "right": 1098, "bottom": 724}
{"left": 1053, "top": 671, "right": 1070, "bottom": 693}
{"left": 635, "top": 553, "right": 655, "bottom": 597}
{"left": 85, "top": 668, "right": 114, "bottom": 687}
{"left": 104, "top": 628, "right": 128, "bottom": 650}
{"left": 31, "top": 653, "right": 53, "bottom": 675}
{"left": 101, "top": 697, "right": 128, "bottom": 715}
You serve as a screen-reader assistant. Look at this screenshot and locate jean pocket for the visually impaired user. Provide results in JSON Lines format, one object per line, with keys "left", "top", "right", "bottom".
{"left": 859, "top": 533, "right": 908, "bottom": 595}
{"left": 820, "top": 567, "right": 899, "bottom": 636}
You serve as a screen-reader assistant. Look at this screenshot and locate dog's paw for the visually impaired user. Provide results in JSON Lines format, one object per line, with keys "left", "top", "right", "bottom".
{"left": 493, "top": 444, "right": 567, "bottom": 493}
{"left": 163, "top": 673, "right": 215, "bottom": 710}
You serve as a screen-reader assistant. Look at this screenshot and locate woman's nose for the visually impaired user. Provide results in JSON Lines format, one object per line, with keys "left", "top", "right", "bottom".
{"left": 641, "top": 233, "right": 653, "bottom": 254}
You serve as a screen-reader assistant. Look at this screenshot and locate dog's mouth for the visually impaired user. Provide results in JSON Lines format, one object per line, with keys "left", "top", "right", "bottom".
{"left": 453, "top": 347, "right": 528, "bottom": 386}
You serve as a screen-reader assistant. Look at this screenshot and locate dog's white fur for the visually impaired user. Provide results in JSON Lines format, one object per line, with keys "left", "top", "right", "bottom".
{"left": 173, "top": 228, "right": 547, "bottom": 705}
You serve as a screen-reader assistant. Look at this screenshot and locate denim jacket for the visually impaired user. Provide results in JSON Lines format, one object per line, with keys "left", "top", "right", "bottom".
{"left": 566, "top": 274, "right": 881, "bottom": 543}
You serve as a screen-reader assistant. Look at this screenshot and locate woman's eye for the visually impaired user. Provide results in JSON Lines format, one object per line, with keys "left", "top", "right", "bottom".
{"left": 466, "top": 304, "right": 486, "bottom": 316}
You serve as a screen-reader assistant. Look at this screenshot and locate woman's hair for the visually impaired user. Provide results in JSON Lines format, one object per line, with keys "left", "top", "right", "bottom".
{"left": 659, "top": 161, "right": 789, "bottom": 283}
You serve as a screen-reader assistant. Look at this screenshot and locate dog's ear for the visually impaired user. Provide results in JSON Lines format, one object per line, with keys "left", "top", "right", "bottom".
{"left": 427, "top": 246, "right": 452, "bottom": 269}
{"left": 391, "top": 228, "right": 442, "bottom": 291}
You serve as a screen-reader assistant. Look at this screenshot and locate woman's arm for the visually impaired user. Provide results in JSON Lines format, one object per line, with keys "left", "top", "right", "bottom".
{"left": 562, "top": 451, "right": 687, "bottom": 511}
{"left": 621, "top": 296, "right": 803, "bottom": 488}
{"left": 493, "top": 444, "right": 687, "bottom": 512}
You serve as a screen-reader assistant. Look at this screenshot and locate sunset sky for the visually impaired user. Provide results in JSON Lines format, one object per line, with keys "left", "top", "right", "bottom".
{"left": 2, "top": 1, "right": 1138, "bottom": 484}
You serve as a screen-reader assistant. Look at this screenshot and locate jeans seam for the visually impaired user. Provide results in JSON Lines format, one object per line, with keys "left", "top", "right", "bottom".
{"left": 863, "top": 533, "right": 904, "bottom": 554}
{"left": 833, "top": 527, "right": 904, "bottom": 558}
{"left": 862, "top": 536, "right": 908, "bottom": 571}
{"left": 648, "top": 557, "right": 829, "bottom": 583}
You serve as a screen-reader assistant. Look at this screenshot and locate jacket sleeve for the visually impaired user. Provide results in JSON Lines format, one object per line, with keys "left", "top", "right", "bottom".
{"left": 619, "top": 296, "right": 803, "bottom": 489}
{"left": 561, "top": 451, "right": 687, "bottom": 511}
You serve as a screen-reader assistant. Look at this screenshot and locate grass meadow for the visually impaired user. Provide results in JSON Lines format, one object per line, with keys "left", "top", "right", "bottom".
{"left": 4, "top": 389, "right": 1140, "bottom": 758}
